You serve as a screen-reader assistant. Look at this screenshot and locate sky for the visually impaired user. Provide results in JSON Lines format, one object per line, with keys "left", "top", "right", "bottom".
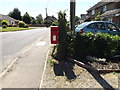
{"left": 0, "top": 0, "right": 101, "bottom": 20}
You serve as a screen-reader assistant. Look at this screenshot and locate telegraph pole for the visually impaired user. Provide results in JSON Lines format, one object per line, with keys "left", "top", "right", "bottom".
{"left": 45, "top": 8, "right": 48, "bottom": 17}
{"left": 70, "top": 0, "right": 76, "bottom": 31}
{"left": 45, "top": 8, "right": 48, "bottom": 27}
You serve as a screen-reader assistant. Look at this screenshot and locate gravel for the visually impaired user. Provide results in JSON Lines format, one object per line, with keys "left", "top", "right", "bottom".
{"left": 41, "top": 46, "right": 119, "bottom": 89}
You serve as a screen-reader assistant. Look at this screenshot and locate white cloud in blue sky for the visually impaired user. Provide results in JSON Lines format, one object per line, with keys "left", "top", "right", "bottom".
{"left": 0, "top": 0, "right": 101, "bottom": 19}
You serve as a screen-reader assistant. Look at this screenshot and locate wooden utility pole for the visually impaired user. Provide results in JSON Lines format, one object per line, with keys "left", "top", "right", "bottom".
{"left": 45, "top": 8, "right": 48, "bottom": 27}
{"left": 70, "top": 0, "right": 76, "bottom": 31}
{"left": 45, "top": 8, "right": 48, "bottom": 17}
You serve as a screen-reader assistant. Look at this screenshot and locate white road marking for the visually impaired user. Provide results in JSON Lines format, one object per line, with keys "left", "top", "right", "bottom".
{"left": 39, "top": 46, "right": 50, "bottom": 89}
{"left": 22, "top": 37, "right": 43, "bottom": 53}
{"left": 35, "top": 42, "right": 46, "bottom": 46}
{"left": 0, "top": 57, "right": 18, "bottom": 78}
{"left": 0, "top": 29, "right": 50, "bottom": 83}
{"left": 0, "top": 36, "right": 46, "bottom": 78}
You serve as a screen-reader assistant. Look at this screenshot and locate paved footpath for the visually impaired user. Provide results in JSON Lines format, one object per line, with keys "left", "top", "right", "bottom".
{"left": 0, "top": 29, "right": 50, "bottom": 89}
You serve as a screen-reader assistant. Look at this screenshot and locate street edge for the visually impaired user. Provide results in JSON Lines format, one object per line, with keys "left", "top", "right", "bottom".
{"left": 0, "top": 57, "right": 18, "bottom": 78}
{"left": 0, "top": 36, "right": 45, "bottom": 78}
{"left": 39, "top": 45, "right": 51, "bottom": 88}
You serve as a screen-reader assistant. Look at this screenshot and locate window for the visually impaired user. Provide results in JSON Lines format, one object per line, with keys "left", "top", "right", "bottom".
{"left": 92, "top": 10, "right": 95, "bottom": 15}
{"left": 108, "top": 18, "right": 112, "bottom": 22}
{"left": 103, "top": 5, "right": 107, "bottom": 12}
{"left": 96, "top": 23, "right": 106, "bottom": 30}
{"left": 87, "top": 23, "right": 106, "bottom": 30}
{"left": 106, "top": 23, "right": 119, "bottom": 31}
{"left": 87, "top": 23, "right": 97, "bottom": 29}
{"left": 78, "top": 22, "right": 89, "bottom": 28}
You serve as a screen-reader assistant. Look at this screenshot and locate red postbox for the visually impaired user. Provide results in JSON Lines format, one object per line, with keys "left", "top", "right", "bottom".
{"left": 51, "top": 26, "right": 59, "bottom": 44}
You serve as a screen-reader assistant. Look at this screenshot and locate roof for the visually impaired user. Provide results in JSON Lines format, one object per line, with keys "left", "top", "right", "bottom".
{"left": 44, "top": 16, "right": 57, "bottom": 21}
{"left": 86, "top": 0, "right": 120, "bottom": 12}
{"left": 100, "top": 8, "right": 120, "bottom": 17}
{"left": 0, "top": 14, "right": 16, "bottom": 21}
{"left": 87, "top": 2, "right": 109, "bottom": 12}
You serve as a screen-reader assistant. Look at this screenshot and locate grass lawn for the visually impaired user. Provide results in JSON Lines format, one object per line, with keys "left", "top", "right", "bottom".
{"left": 0, "top": 27, "right": 36, "bottom": 32}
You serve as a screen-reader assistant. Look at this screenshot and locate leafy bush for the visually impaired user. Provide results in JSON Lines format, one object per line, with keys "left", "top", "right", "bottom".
{"left": 2, "top": 25, "right": 7, "bottom": 28}
{"left": 2, "top": 20, "right": 8, "bottom": 26}
{"left": 66, "top": 32, "right": 120, "bottom": 60}
{"left": 18, "top": 22, "right": 26, "bottom": 27}
{"left": 52, "top": 20, "right": 58, "bottom": 26}
{"left": 13, "top": 24, "right": 17, "bottom": 27}
{"left": 8, "top": 24, "right": 13, "bottom": 27}
{"left": 23, "top": 24, "right": 28, "bottom": 28}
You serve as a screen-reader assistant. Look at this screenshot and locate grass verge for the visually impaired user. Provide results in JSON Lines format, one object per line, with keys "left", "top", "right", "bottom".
{"left": 0, "top": 27, "right": 36, "bottom": 32}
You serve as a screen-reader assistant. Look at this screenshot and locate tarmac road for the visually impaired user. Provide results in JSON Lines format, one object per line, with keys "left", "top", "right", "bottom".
{"left": 0, "top": 28, "right": 49, "bottom": 72}
{"left": 0, "top": 27, "right": 50, "bottom": 88}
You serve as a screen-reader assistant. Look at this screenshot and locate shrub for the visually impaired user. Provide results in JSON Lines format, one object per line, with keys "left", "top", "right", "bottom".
{"left": 2, "top": 20, "right": 8, "bottom": 26}
{"left": 52, "top": 20, "right": 58, "bottom": 26}
{"left": 66, "top": 32, "right": 120, "bottom": 60}
{"left": 8, "top": 24, "right": 13, "bottom": 27}
{"left": 13, "top": 24, "right": 17, "bottom": 27}
{"left": 23, "top": 24, "right": 28, "bottom": 28}
{"left": 18, "top": 21, "right": 26, "bottom": 27}
{"left": 2, "top": 25, "right": 7, "bottom": 28}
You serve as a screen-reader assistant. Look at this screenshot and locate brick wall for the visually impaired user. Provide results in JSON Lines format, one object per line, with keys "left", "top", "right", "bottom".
{"left": 112, "top": 16, "right": 120, "bottom": 26}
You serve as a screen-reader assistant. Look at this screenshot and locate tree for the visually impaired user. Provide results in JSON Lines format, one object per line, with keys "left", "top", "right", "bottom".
{"left": 56, "top": 11, "right": 68, "bottom": 60}
{"left": 36, "top": 14, "right": 43, "bottom": 24}
{"left": 30, "top": 17, "right": 36, "bottom": 24}
{"left": 22, "top": 12, "right": 31, "bottom": 24}
{"left": 31, "top": 18, "right": 36, "bottom": 24}
{"left": 8, "top": 8, "right": 21, "bottom": 20}
{"left": 31, "top": 19, "right": 36, "bottom": 24}
{"left": 75, "top": 16, "right": 80, "bottom": 22}
{"left": 95, "top": 12, "right": 101, "bottom": 21}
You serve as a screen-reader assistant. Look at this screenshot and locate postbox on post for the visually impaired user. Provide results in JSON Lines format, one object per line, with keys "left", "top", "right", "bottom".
{"left": 51, "top": 26, "right": 59, "bottom": 44}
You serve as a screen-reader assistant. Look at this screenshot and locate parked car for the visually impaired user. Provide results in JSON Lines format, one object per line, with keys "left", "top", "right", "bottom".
{"left": 75, "top": 21, "right": 120, "bottom": 35}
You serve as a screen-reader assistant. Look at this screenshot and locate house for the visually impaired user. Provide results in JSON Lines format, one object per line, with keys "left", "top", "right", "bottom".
{"left": 44, "top": 15, "right": 57, "bottom": 26}
{"left": 78, "top": 14, "right": 88, "bottom": 24}
{"left": 0, "top": 14, "right": 17, "bottom": 26}
{"left": 86, "top": 0, "right": 120, "bottom": 26}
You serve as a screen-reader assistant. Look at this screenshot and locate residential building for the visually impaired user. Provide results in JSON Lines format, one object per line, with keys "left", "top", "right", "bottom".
{"left": 79, "top": 14, "right": 88, "bottom": 23}
{"left": 0, "top": 14, "right": 16, "bottom": 26}
{"left": 76, "top": 14, "right": 89, "bottom": 24}
{"left": 44, "top": 15, "right": 57, "bottom": 26}
{"left": 86, "top": 0, "right": 120, "bottom": 26}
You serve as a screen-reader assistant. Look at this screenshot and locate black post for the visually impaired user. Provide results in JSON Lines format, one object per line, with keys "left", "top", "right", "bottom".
{"left": 70, "top": 0, "right": 76, "bottom": 31}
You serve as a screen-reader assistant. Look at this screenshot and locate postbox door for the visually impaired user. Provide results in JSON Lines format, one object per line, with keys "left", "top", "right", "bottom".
{"left": 51, "top": 26, "right": 59, "bottom": 44}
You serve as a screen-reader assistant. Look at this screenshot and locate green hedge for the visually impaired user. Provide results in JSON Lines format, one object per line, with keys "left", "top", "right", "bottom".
{"left": 2, "top": 25, "right": 7, "bottom": 28}
{"left": 2, "top": 20, "right": 8, "bottom": 26}
{"left": 18, "top": 22, "right": 28, "bottom": 28}
{"left": 66, "top": 32, "right": 120, "bottom": 60}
